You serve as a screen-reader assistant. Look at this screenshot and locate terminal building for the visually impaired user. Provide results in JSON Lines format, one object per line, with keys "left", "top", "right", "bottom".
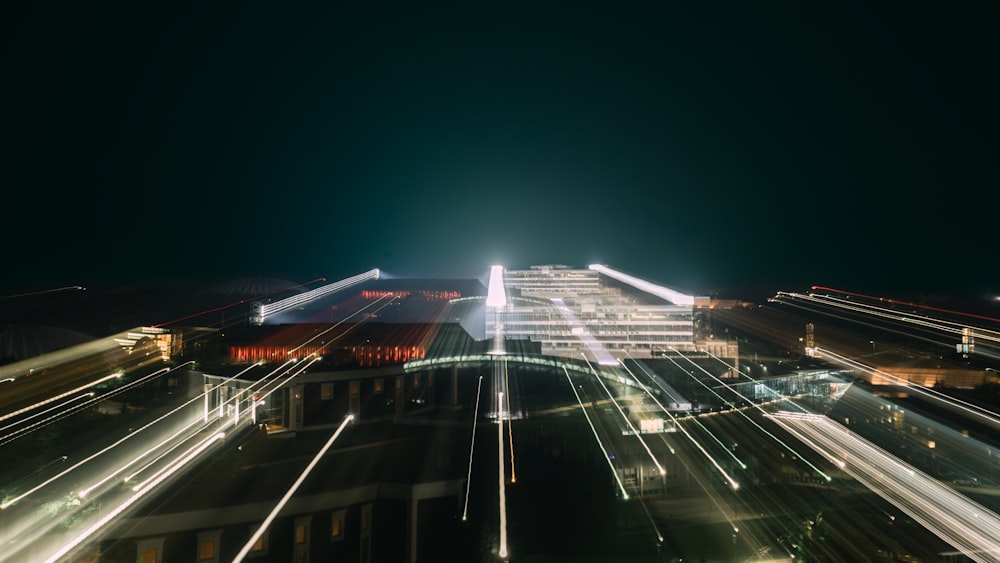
{"left": 486, "top": 264, "right": 698, "bottom": 363}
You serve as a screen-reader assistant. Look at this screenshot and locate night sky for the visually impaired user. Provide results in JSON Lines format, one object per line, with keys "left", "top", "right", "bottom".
{"left": 3, "top": 2, "right": 998, "bottom": 299}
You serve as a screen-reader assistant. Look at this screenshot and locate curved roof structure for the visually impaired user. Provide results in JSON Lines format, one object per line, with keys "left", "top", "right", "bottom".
{"left": 0, "top": 324, "right": 95, "bottom": 363}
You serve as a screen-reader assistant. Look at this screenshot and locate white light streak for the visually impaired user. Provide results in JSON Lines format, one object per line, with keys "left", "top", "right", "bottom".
{"left": 497, "top": 391, "right": 508, "bottom": 559}
{"left": 133, "top": 421, "right": 232, "bottom": 492}
{"left": 42, "top": 432, "right": 226, "bottom": 563}
{"left": 581, "top": 354, "right": 666, "bottom": 476}
{"left": 552, "top": 298, "right": 618, "bottom": 365}
{"left": 0, "top": 392, "right": 93, "bottom": 435}
{"left": 770, "top": 412, "right": 1000, "bottom": 562}
{"left": 0, "top": 373, "right": 122, "bottom": 424}
{"left": 233, "top": 415, "right": 354, "bottom": 563}
{"left": 288, "top": 294, "right": 397, "bottom": 353}
{"left": 0, "top": 367, "right": 179, "bottom": 447}
{"left": 258, "top": 269, "right": 379, "bottom": 321}
{"left": 666, "top": 349, "right": 832, "bottom": 481}
{"left": 815, "top": 347, "right": 1000, "bottom": 429}
{"left": 505, "top": 359, "right": 516, "bottom": 483}
{"left": 462, "top": 375, "right": 484, "bottom": 521}
{"left": 563, "top": 367, "right": 630, "bottom": 499}
{"left": 619, "top": 358, "right": 742, "bottom": 487}
{"left": 588, "top": 264, "right": 694, "bottom": 305}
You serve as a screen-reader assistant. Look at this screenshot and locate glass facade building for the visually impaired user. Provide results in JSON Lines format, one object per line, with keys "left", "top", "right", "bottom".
{"left": 486, "top": 265, "right": 695, "bottom": 361}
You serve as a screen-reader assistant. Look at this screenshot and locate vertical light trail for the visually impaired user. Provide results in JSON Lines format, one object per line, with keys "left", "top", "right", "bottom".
{"left": 462, "top": 376, "right": 484, "bottom": 521}
{"left": 563, "top": 367, "right": 630, "bottom": 499}
{"left": 581, "top": 354, "right": 666, "bottom": 476}
{"left": 486, "top": 265, "right": 507, "bottom": 307}
{"left": 42, "top": 432, "right": 226, "bottom": 563}
{"left": 233, "top": 415, "right": 354, "bottom": 563}
{"left": 497, "top": 391, "right": 508, "bottom": 559}
{"left": 505, "top": 359, "right": 516, "bottom": 483}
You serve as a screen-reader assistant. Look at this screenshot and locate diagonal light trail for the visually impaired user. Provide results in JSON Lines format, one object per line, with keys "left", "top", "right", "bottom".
{"left": 233, "top": 415, "right": 354, "bottom": 563}
{"left": 562, "top": 367, "right": 630, "bottom": 499}
{"left": 619, "top": 357, "right": 742, "bottom": 487}
{"left": 581, "top": 355, "right": 666, "bottom": 476}
{"left": 815, "top": 347, "right": 1000, "bottom": 429}
{"left": 770, "top": 411, "right": 1000, "bottom": 562}
{"left": 41, "top": 430, "right": 228, "bottom": 563}
{"left": 666, "top": 349, "right": 833, "bottom": 481}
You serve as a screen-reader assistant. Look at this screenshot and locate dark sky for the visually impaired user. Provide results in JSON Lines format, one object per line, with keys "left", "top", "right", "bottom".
{"left": 3, "top": 2, "right": 998, "bottom": 298}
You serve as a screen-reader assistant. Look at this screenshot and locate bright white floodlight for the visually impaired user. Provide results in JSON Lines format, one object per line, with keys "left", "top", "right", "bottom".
{"left": 486, "top": 265, "right": 507, "bottom": 307}
{"left": 588, "top": 264, "right": 694, "bottom": 305}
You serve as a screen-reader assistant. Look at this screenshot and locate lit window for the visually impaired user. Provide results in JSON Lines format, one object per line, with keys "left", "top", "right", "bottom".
{"left": 140, "top": 549, "right": 158, "bottom": 563}
{"left": 251, "top": 535, "right": 265, "bottom": 552}
{"left": 374, "top": 379, "right": 383, "bottom": 394}
{"left": 321, "top": 383, "right": 334, "bottom": 400}
{"left": 332, "top": 518, "right": 342, "bottom": 538}
{"left": 295, "top": 524, "right": 306, "bottom": 544}
{"left": 350, "top": 381, "right": 360, "bottom": 395}
{"left": 361, "top": 507, "right": 370, "bottom": 530}
{"left": 199, "top": 540, "right": 215, "bottom": 560}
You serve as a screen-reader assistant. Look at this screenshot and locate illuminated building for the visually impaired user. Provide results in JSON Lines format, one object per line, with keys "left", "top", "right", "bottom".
{"left": 486, "top": 264, "right": 697, "bottom": 361}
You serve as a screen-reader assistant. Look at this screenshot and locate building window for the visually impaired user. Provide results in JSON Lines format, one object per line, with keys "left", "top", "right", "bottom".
{"left": 293, "top": 516, "right": 311, "bottom": 563}
{"left": 247, "top": 526, "right": 268, "bottom": 557}
{"left": 331, "top": 509, "right": 346, "bottom": 541}
{"left": 350, "top": 381, "right": 360, "bottom": 395}
{"left": 199, "top": 540, "right": 215, "bottom": 560}
{"left": 373, "top": 379, "right": 383, "bottom": 394}
{"left": 321, "top": 383, "right": 334, "bottom": 400}
{"left": 361, "top": 504, "right": 372, "bottom": 530}
{"left": 295, "top": 524, "right": 307, "bottom": 544}
{"left": 137, "top": 538, "right": 164, "bottom": 563}
{"left": 197, "top": 530, "right": 221, "bottom": 562}
{"left": 412, "top": 374, "right": 421, "bottom": 388}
